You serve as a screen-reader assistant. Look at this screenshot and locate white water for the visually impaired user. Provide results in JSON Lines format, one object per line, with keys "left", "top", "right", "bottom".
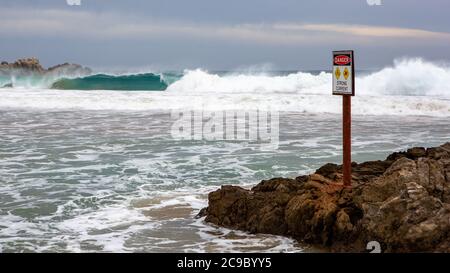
{"left": 1, "top": 58, "right": 450, "bottom": 116}
{"left": 1, "top": 88, "right": 449, "bottom": 116}
{"left": 1, "top": 110, "right": 448, "bottom": 253}
{"left": 1, "top": 58, "right": 450, "bottom": 252}
{"left": 168, "top": 58, "right": 450, "bottom": 96}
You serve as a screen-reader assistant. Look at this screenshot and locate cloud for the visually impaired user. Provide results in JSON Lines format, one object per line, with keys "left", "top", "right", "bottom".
{"left": 278, "top": 23, "right": 450, "bottom": 39}
{"left": 0, "top": 8, "right": 449, "bottom": 46}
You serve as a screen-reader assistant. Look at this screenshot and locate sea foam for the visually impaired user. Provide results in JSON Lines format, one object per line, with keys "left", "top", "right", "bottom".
{"left": 0, "top": 58, "right": 449, "bottom": 116}
{"left": 168, "top": 58, "right": 450, "bottom": 97}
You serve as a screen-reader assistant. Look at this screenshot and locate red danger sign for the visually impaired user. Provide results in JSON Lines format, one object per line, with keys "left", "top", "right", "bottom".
{"left": 333, "top": 50, "right": 355, "bottom": 96}
{"left": 334, "top": 55, "right": 351, "bottom": 65}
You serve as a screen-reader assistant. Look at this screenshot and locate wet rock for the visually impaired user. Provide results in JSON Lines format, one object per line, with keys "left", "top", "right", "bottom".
{"left": 407, "top": 147, "right": 426, "bottom": 158}
{"left": 202, "top": 142, "right": 450, "bottom": 252}
{"left": 315, "top": 163, "right": 339, "bottom": 180}
{"left": 356, "top": 155, "right": 450, "bottom": 252}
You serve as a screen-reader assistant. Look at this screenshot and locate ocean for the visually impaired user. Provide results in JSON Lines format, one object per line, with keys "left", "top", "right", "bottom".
{"left": 0, "top": 58, "right": 449, "bottom": 252}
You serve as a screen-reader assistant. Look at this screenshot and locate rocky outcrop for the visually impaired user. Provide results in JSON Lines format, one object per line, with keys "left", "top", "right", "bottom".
{"left": 0, "top": 58, "right": 44, "bottom": 74}
{"left": 0, "top": 58, "right": 91, "bottom": 77}
{"left": 201, "top": 143, "right": 450, "bottom": 252}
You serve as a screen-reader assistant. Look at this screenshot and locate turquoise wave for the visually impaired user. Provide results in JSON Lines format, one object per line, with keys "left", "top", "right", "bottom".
{"left": 51, "top": 73, "right": 176, "bottom": 91}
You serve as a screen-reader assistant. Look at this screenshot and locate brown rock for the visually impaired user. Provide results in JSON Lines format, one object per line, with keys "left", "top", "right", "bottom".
{"left": 0, "top": 57, "right": 91, "bottom": 77}
{"left": 201, "top": 142, "right": 450, "bottom": 252}
{"left": 315, "top": 163, "right": 339, "bottom": 180}
{"left": 407, "top": 147, "right": 426, "bottom": 158}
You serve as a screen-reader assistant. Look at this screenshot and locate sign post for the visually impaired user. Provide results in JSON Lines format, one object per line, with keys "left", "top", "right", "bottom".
{"left": 332, "top": 50, "right": 355, "bottom": 187}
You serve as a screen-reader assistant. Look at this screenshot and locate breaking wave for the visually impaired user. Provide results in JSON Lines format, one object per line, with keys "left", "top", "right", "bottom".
{"left": 1, "top": 58, "right": 449, "bottom": 96}
{"left": 0, "top": 72, "right": 178, "bottom": 91}
{"left": 167, "top": 58, "right": 450, "bottom": 97}
{"left": 0, "top": 58, "right": 450, "bottom": 116}
{"left": 51, "top": 73, "right": 170, "bottom": 91}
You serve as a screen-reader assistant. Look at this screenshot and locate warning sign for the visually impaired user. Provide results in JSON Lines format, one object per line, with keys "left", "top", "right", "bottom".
{"left": 333, "top": 50, "right": 355, "bottom": 96}
{"left": 335, "top": 67, "right": 341, "bottom": 79}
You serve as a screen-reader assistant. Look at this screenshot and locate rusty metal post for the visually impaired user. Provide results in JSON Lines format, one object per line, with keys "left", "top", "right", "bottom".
{"left": 342, "top": 95, "right": 352, "bottom": 187}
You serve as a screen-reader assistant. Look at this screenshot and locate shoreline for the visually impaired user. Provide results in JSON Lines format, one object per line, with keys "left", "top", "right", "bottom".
{"left": 200, "top": 142, "right": 450, "bottom": 252}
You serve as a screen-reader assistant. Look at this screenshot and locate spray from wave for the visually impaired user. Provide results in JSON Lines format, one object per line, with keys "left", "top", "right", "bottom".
{"left": 0, "top": 58, "right": 449, "bottom": 116}
{"left": 166, "top": 69, "right": 330, "bottom": 94}
{"left": 168, "top": 58, "right": 450, "bottom": 97}
{"left": 358, "top": 58, "right": 450, "bottom": 96}
{"left": 1, "top": 58, "right": 449, "bottom": 97}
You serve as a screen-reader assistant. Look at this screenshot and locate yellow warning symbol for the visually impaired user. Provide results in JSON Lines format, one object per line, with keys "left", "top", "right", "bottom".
{"left": 344, "top": 67, "right": 350, "bottom": 80}
{"left": 335, "top": 67, "right": 341, "bottom": 80}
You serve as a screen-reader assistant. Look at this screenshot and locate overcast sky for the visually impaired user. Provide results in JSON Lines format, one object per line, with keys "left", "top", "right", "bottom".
{"left": 1, "top": 0, "right": 449, "bottom": 70}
